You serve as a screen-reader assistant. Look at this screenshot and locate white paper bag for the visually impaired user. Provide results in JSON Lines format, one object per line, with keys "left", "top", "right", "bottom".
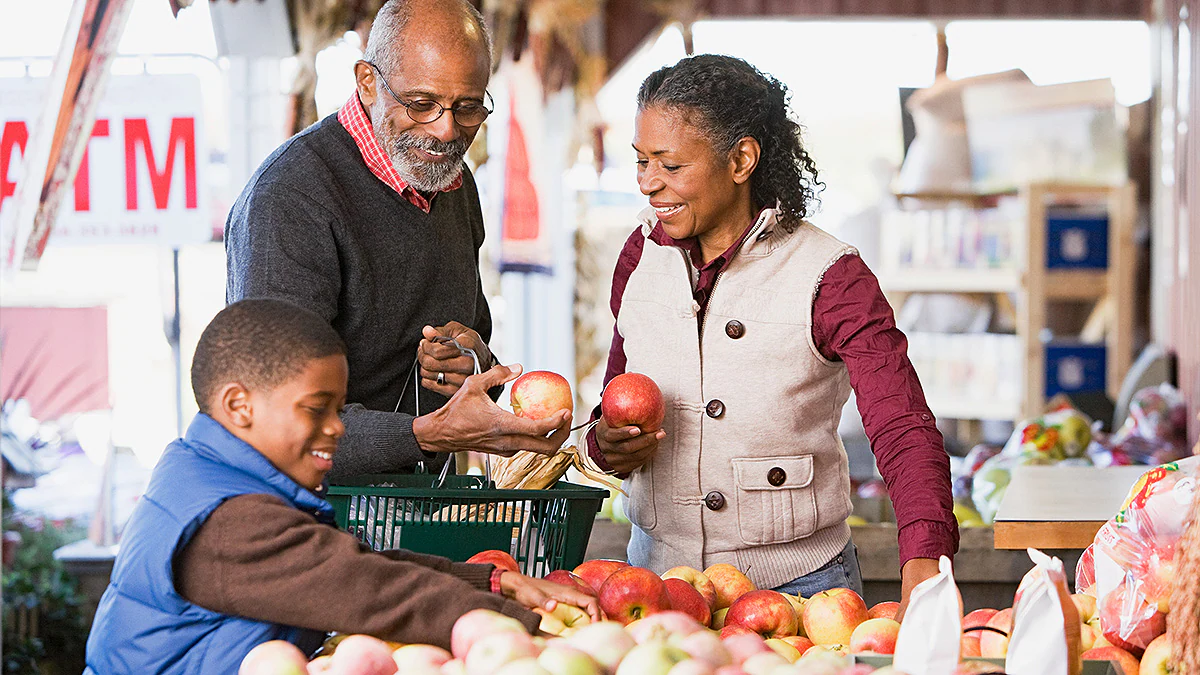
{"left": 893, "top": 556, "right": 962, "bottom": 675}
{"left": 1006, "top": 548, "right": 1082, "bottom": 675}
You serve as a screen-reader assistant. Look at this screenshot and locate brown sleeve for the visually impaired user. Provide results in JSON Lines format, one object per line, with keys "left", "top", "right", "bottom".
{"left": 375, "top": 548, "right": 494, "bottom": 590}
{"left": 174, "top": 494, "right": 539, "bottom": 649}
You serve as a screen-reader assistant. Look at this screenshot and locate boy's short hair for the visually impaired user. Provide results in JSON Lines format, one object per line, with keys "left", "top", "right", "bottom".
{"left": 191, "top": 299, "right": 346, "bottom": 414}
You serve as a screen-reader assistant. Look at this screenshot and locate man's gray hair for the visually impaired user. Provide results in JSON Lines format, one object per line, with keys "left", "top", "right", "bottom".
{"left": 363, "top": 0, "right": 494, "bottom": 75}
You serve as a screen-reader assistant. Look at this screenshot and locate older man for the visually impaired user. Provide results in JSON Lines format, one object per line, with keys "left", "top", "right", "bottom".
{"left": 226, "top": 0, "right": 568, "bottom": 478}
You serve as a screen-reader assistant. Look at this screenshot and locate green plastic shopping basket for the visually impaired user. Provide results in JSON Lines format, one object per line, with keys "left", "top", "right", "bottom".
{"left": 326, "top": 473, "right": 607, "bottom": 577}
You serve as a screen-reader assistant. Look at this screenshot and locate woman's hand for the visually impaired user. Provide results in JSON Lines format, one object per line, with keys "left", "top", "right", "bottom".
{"left": 895, "top": 557, "right": 941, "bottom": 622}
{"left": 498, "top": 571, "right": 603, "bottom": 622}
{"left": 418, "top": 322, "right": 494, "bottom": 396}
{"left": 595, "top": 417, "right": 665, "bottom": 474}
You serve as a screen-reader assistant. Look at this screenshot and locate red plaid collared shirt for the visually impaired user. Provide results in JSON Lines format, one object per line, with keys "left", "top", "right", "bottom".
{"left": 337, "top": 93, "right": 462, "bottom": 213}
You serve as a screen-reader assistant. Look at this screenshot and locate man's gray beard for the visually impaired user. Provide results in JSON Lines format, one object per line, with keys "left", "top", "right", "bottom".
{"left": 373, "top": 118, "right": 468, "bottom": 193}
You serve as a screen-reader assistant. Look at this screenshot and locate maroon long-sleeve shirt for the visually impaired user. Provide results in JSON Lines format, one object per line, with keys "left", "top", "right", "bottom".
{"left": 589, "top": 221, "right": 959, "bottom": 568}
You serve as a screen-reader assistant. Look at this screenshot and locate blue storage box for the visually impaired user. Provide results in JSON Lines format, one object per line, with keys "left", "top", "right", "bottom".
{"left": 1046, "top": 211, "right": 1108, "bottom": 269}
{"left": 1045, "top": 342, "right": 1107, "bottom": 398}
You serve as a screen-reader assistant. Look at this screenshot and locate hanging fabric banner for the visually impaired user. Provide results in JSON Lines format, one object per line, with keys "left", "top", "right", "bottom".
{"left": 498, "top": 57, "right": 554, "bottom": 275}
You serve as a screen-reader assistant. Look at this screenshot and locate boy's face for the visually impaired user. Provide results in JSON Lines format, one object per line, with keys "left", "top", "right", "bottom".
{"left": 240, "top": 354, "right": 348, "bottom": 491}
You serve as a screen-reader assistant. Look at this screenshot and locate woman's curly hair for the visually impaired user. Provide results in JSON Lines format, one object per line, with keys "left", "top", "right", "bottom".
{"left": 636, "top": 54, "right": 822, "bottom": 231}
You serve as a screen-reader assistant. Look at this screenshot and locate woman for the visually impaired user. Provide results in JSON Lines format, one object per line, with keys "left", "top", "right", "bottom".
{"left": 587, "top": 54, "right": 957, "bottom": 613}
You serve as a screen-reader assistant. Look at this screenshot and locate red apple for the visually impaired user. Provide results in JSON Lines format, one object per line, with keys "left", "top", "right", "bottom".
{"left": 601, "top": 373, "right": 665, "bottom": 431}
{"left": 391, "top": 644, "right": 452, "bottom": 672}
{"left": 467, "top": 549, "right": 520, "bottom": 572}
{"left": 763, "top": 638, "right": 801, "bottom": 663}
{"left": 720, "top": 625, "right": 755, "bottom": 639}
{"left": 801, "top": 589, "right": 869, "bottom": 646}
{"left": 664, "top": 577, "right": 713, "bottom": 626}
{"left": 626, "top": 611, "right": 704, "bottom": 644}
{"left": 307, "top": 656, "right": 334, "bottom": 674}
{"left": 867, "top": 601, "right": 899, "bottom": 621}
{"left": 598, "top": 566, "right": 672, "bottom": 625}
{"left": 1139, "top": 633, "right": 1173, "bottom": 675}
{"left": 1072, "top": 593, "right": 1098, "bottom": 624}
{"left": 721, "top": 632, "right": 771, "bottom": 665}
{"left": 452, "top": 608, "right": 530, "bottom": 658}
{"left": 725, "top": 590, "right": 798, "bottom": 639}
{"left": 676, "top": 630, "right": 733, "bottom": 668}
{"left": 1099, "top": 583, "right": 1167, "bottom": 656}
{"left": 563, "top": 621, "right": 636, "bottom": 671}
{"left": 703, "top": 564, "right": 756, "bottom": 610}
{"left": 239, "top": 640, "right": 308, "bottom": 675}
{"left": 960, "top": 608, "right": 998, "bottom": 658}
{"left": 573, "top": 559, "right": 630, "bottom": 594}
{"left": 977, "top": 607, "right": 1012, "bottom": 658}
{"left": 545, "top": 570, "right": 598, "bottom": 596}
{"left": 848, "top": 617, "right": 900, "bottom": 654}
{"left": 1082, "top": 646, "right": 1140, "bottom": 675}
{"left": 329, "top": 635, "right": 398, "bottom": 675}
{"left": 534, "top": 603, "right": 591, "bottom": 635}
{"left": 465, "top": 632, "right": 539, "bottom": 675}
{"left": 511, "top": 370, "right": 573, "bottom": 420}
{"left": 779, "top": 636, "right": 815, "bottom": 654}
{"left": 1080, "top": 622, "right": 1100, "bottom": 651}
{"left": 662, "top": 566, "right": 719, "bottom": 611}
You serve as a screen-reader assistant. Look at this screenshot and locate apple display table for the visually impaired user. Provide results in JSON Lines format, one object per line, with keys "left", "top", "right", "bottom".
{"left": 992, "top": 465, "right": 1150, "bottom": 550}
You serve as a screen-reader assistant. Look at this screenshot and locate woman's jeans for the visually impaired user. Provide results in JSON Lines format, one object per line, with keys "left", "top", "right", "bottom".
{"left": 771, "top": 538, "right": 864, "bottom": 598}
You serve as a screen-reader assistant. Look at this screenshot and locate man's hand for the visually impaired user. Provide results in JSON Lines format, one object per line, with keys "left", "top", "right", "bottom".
{"left": 412, "top": 364, "right": 571, "bottom": 457}
{"left": 895, "top": 557, "right": 941, "bottom": 622}
{"left": 498, "top": 571, "right": 603, "bottom": 623}
{"left": 595, "top": 417, "right": 665, "bottom": 474}
{"left": 418, "top": 322, "right": 494, "bottom": 397}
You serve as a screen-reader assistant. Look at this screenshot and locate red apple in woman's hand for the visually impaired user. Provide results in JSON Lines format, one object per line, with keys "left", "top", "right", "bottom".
{"left": 601, "top": 373, "right": 665, "bottom": 431}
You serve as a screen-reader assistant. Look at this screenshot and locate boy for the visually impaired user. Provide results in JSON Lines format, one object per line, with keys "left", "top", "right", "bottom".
{"left": 85, "top": 299, "right": 598, "bottom": 674}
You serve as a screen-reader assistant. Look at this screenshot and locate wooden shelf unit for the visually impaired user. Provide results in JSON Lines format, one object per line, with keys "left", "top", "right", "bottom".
{"left": 881, "top": 182, "right": 1136, "bottom": 422}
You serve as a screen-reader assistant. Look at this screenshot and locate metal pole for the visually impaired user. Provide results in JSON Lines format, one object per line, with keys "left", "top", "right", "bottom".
{"left": 172, "top": 247, "right": 183, "bottom": 436}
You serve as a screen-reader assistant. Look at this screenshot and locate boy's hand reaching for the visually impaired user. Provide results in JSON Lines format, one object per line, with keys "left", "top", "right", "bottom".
{"left": 498, "top": 571, "right": 602, "bottom": 623}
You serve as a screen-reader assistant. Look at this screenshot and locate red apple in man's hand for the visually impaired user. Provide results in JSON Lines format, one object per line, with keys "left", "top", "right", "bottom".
{"left": 545, "top": 570, "right": 598, "bottom": 596}
{"left": 598, "top": 566, "right": 672, "bottom": 625}
{"left": 467, "top": 550, "right": 519, "bottom": 572}
{"left": 1081, "top": 646, "right": 1140, "bottom": 675}
{"left": 848, "top": 618, "right": 900, "bottom": 654}
{"left": 801, "top": 588, "right": 868, "bottom": 646}
{"left": 726, "top": 590, "right": 799, "bottom": 639}
{"left": 663, "top": 577, "right": 712, "bottom": 626}
{"left": 867, "top": 601, "right": 900, "bottom": 621}
{"left": 662, "top": 566, "right": 719, "bottom": 611}
{"left": 704, "top": 564, "right": 756, "bottom": 610}
{"left": 511, "top": 370, "right": 573, "bottom": 420}
{"left": 573, "top": 559, "right": 630, "bottom": 594}
{"left": 601, "top": 373, "right": 664, "bottom": 431}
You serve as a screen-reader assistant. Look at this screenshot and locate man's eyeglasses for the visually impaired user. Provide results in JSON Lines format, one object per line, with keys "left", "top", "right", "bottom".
{"left": 367, "top": 62, "right": 493, "bottom": 128}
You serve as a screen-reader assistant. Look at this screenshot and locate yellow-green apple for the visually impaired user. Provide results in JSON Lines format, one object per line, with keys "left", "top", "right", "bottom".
{"left": 626, "top": 611, "right": 705, "bottom": 644}
{"left": 511, "top": 371, "right": 573, "bottom": 420}
{"left": 779, "top": 636, "right": 815, "bottom": 654}
{"left": 306, "top": 655, "right": 333, "bottom": 674}
{"left": 563, "top": 621, "right": 636, "bottom": 671}
{"left": 1099, "top": 584, "right": 1166, "bottom": 656}
{"left": 960, "top": 608, "right": 998, "bottom": 658}
{"left": 536, "top": 643, "right": 601, "bottom": 675}
{"left": 867, "top": 601, "right": 900, "bottom": 621}
{"left": 465, "top": 631, "right": 540, "bottom": 675}
{"left": 740, "top": 651, "right": 788, "bottom": 674}
{"left": 238, "top": 640, "right": 308, "bottom": 675}
{"left": 803, "top": 644, "right": 848, "bottom": 656}
{"left": 675, "top": 630, "right": 733, "bottom": 669}
{"left": 721, "top": 632, "right": 771, "bottom": 665}
{"left": 663, "top": 566, "right": 719, "bottom": 611}
{"left": 1081, "top": 646, "right": 1140, "bottom": 675}
{"left": 1072, "top": 593, "right": 1098, "bottom": 624}
{"left": 535, "top": 604, "right": 592, "bottom": 635}
{"left": 601, "top": 373, "right": 665, "bottom": 432}
{"left": 1080, "top": 622, "right": 1100, "bottom": 651}
{"left": 391, "top": 644, "right": 452, "bottom": 672}
{"left": 703, "top": 564, "right": 756, "bottom": 610}
{"left": 711, "top": 608, "right": 729, "bottom": 629}
{"left": 726, "top": 590, "right": 799, "bottom": 639}
{"left": 763, "top": 638, "right": 802, "bottom": 662}
{"left": 467, "top": 549, "right": 520, "bottom": 572}
{"left": 452, "top": 608, "right": 530, "bottom": 658}
{"left": 801, "top": 589, "right": 869, "bottom": 646}
{"left": 1139, "top": 633, "right": 1173, "bottom": 675}
{"left": 782, "top": 595, "right": 807, "bottom": 636}
{"left": 599, "top": 566, "right": 672, "bottom": 625}
{"left": 978, "top": 607, "right": 1013, "bottom": 658}
{"left": 495, "top": 658, "right": 552, "bottom": 675}
{"left": 1147, "top": 559, "right": 1175, "bottom": 614}
{"left": 329, "top": 635, "right": 399, "bottom": 675}
{"left": 573, "top": 559, "right": 630, "bottom": 594}
{"left": 545, "top": 570, "right": 598, "bottom": 596}
{"left": 664, "top": 578, "right": 713, "bottom": 626}
{"left": 720, "top": 625, "right": 756, "bottom": 639}
{"left": 442, "top": 659, "right": 467, "bottom": 675}
{"left": 614, "top": 642, "right": 688, "bottom": 675}
{"left": 848, "top": 617, "right": 899, "bottom": 654}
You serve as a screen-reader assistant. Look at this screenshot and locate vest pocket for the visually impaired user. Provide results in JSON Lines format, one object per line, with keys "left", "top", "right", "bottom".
{"left": 625, "top": 462, "right": 657, "bottom": 531}
{"left": 730, "top": 455, "right": 818, "bottom": 545}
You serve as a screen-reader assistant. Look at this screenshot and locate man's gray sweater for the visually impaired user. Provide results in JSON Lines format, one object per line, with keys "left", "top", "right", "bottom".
{"left": 225, "top": 113, "right": 493, "bottom": 479}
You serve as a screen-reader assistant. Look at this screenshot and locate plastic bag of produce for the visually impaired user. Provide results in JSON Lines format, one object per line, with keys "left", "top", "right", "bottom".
{"left": 893, "top": 556, "right": 962, "bottom": 675}
{"left": 1091, "top": 456, "right": 1199, "bottom": 655}
{"left": 1092, "top": 383, "right": 1190, "bottom": 466}
{"left": 1006, "top": 548, "right": 1082, "bottom": 675}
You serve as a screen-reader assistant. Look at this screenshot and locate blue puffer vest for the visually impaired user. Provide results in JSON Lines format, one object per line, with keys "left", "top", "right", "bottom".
{"left": 84, "top": 414, "right": 335, "bottom": 674}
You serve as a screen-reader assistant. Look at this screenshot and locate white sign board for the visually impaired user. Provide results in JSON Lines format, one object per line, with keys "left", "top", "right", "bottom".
{"left": 0, "top": 74, "right": 210, "bottom": 248}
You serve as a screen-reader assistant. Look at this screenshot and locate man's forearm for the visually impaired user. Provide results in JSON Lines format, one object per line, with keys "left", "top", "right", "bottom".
{"left": 327, "top": 404, "right": 442, "bottom": 480}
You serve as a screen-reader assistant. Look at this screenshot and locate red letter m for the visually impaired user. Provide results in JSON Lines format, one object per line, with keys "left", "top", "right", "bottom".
{"left": 124, "top": 117, "right": 196, "bottom": 210}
